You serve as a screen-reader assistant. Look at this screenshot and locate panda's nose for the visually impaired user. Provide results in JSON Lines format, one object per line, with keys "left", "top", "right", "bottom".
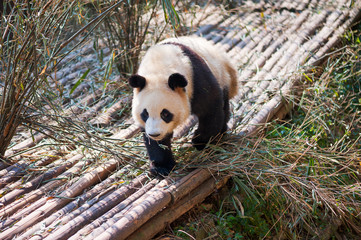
{"left": 149, "top": 133, "right": 160, "bottom": 138}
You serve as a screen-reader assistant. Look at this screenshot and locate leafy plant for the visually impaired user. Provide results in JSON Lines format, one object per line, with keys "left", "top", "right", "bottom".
{"left": 0, "top": 1, "right": 79, "bottom": 157}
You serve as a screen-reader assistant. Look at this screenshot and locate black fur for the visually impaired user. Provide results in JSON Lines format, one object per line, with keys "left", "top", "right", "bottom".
{"left": 129, "top": 74, "right": 146, "bottom": 90}
{"left": 140, "top": 109, "right": 149, "bottom": 122}
{"left": 168, "top": 73, "right": 188, "bottom": 90}
{"left": 143, "top": 132, "right": 175, "bottom": 177}
{"left": 161, "top": 109, "right": 173, "bottom": 123}
{"left": 164, "top": 42, "right": 229, "bottom": 150}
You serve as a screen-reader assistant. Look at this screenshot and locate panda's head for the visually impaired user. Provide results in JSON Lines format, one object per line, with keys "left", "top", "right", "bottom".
{"left": 129, "top": 73, "right": 190, "bottom": 141}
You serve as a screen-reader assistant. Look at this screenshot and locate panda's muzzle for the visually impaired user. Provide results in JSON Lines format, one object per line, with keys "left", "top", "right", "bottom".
{"left": 148, "top": 133, "right": 160, "bottom": 138}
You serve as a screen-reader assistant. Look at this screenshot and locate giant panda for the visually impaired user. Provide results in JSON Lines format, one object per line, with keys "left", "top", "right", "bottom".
{"left": 128, "top": 36, "right": 238, "bottom": 176}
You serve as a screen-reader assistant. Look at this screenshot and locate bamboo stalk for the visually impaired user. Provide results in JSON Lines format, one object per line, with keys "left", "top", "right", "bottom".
{"left": 0, "top": 157, "right": 119, "bottom": 239}
{"left": 208, "top": 14, "right": 242, "bottom": 44}
{"left": 173, "top": 115, "right": 198, "bottom": 139}
{"left": 84, "top": 170, "right": 208, "bottom": 239}
{"left": 69, "top": 179, "right": 159, "bottom": 240}
{"left": 284, "top": 9, "right": 345, "bottom": 66}
{"left": 0, "top": 162, "right": 27, "bottom": 188}
{"left": 4, "top": 133, "right": 47, "bottom": 158}
{"left": 0, "top": 162, "right": 23, "bottom": 179}
{"left": 0, "top": 161, "right": 10, "bottom": 171}
{"left": 64, "top": 89, "right": 103, "bottom": 115}
{"left": 55, "top": 39, "right": 107, "bottom": 70}
{"left": 238, "top": 5, "right": 361, "bottom": 136}
{"left": 1, "top": 150, "right": 58, "bottom": 188}
{"left": 308, "top": 7, "right": 361, "bottom": 66}
{"left": 127, "top": 176, "right": 230, "bottom": 240}
{"left": 229, "top": 12, "right": 289, "bottom": 65}
{"left": 230, "top": 10, "right": 329, "bottom": 129}
{"left": 3, "top": 88, "right": 100, "bottom": 158}
{"left": 207, "top": 14, "right": 243, "bottom": 44}
{"left": 236, "top": 8, "right": 350, "bottom": 133}
{"left": 0, "top": 154, "right": 84, "bottom": 219}
{"left": 92, "top": 169, "right": 212, "bottom": 240}
{"left": 37, "top": 174, "right": 149, "bottom": 240}
{"left": 1, "top": 196, "right": 48, "bottom": 230}
{"left": 194, "top": 6, "right": 226, "bottom": 36}
{"left": 77, "top": 97, "right": 112, "bottom": 122}
{"left": 17, "top": 166, "right": 133, "bottom": 240}
{"left": 0, "top": 151, "right": 61, "bottom": 195}
{"left": 0, "top": 153, "right": 77, "bottom": 206}
{"left": 230, "top": 9, "right": 310, "bottom": 104}
{"left": 90, "top": 96, "right": 131, "bottom": 126}
{"left": 112, "top": 124, "right": 141, "bottom": 140}
{"left": 218, "top": 11, "right": 263, "bottom": 52}
{"left": 31, "top": 177, "right": 148, "bottom": 240}
{"left": 53, "top": 47, "right": 111, "bottom": 85}
{"left": 94, "top": 185, "right": 172, "bottom": 240}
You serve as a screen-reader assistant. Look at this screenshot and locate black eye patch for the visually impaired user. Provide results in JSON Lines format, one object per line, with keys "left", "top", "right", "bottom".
{"left": 161, "top": 109, "right": 173, "bottom": 123}
{"left": 140, "top": 109, "right": 149, "bottom": 122}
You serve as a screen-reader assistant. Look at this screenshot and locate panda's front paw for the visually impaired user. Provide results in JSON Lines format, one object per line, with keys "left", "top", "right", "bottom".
{"left": 149, "top": 162, "right": 175, "bottom": 178}
{"left": 192, "top": 136, "right": 208, "bottom": 150}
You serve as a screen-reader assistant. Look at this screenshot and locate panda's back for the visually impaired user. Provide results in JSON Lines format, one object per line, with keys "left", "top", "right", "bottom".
{"left": 161, "top": 36, "right": 238, "bottom": 98}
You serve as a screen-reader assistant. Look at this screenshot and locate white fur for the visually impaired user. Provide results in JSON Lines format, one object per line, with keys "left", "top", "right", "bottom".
{"left": 132, "top": 88, "right": 189, "bottom": 141}
{"left": 137, "top": 44, "right": 194, "bottom": 99}
{"left": 132, "top": 36, "right": 238, "bottom": 140}
{"left": 161, "top": 36, "right": 238, "bottom": 98}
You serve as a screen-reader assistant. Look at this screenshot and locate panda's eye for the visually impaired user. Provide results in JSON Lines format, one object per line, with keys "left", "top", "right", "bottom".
{"left": 161, "top": 109, "right": 173, "bottom": 123}
{"left": 140, "top": 109, "right": 149, "bottom": 122}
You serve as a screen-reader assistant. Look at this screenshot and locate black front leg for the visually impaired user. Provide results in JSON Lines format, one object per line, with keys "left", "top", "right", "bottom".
{"left": 143, "top": 132, "right": 176, "bottom": 177}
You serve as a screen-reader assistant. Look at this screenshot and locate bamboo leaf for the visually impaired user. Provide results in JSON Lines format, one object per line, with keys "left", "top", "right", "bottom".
{"left": 70, "top": 69, "right": 90, "bottom": 95}
{"left": 161, "top": 0, "right": 180, "bottom": 30}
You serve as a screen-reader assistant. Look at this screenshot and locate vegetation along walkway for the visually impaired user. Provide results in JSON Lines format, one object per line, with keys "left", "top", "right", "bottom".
{"left": 0, "top": 0, "right": 360, "bottom": 239}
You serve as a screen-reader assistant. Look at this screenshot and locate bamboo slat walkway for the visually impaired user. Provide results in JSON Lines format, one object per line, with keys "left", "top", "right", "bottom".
{"left": 1, "top": 0, "right": 360, "bottom": 239}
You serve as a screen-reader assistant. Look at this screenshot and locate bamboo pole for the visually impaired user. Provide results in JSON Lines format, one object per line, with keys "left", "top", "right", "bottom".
{"left": 0, "top": 157, "right": 119, "bottom": 239}
{"left": 238, "top": 6, "right": 361, "bottom": 136}
{"left": 1, "top": 197, "right": 48, "bottom": 229}
{"left": 90, "top": 96, "right": 131, "bottom": 126}
{"left": 127, "top": 176, "right": 230, "bottom": 240}
{"left": 26, "top": 175, "right": 149, "bottom": 240}
{"left": 4, "top": 133, "right": 47, "bottom": 158}
{"left": 17, "top": 167, "right": 133, "bottom": 240}
{"left": 218, "top": 11, "right": 263, "bottom": 52}
{"left": 81, "top": 180, "right": 179, "bottom": 239}
{"left": 230, "top": 9, "right": 310, "bottom": 105}
{"left": 94, "top": 185, "right": 172, "bottom": 240}
{"left": 236, "top": 8, "right": 352, "bottom": 136}
{"left": 69, "top": 178, "right": 159, "bottom": 240}
{"left": 308, "top": 7, "right": 361, "bottom": 66}
{"left": 194, "top": 5, "right": 226, "bottom": 36}
{"left": 0, "top": 159, "right": 70, "bottom": 206}
{"left": 3, "top": 88, "right": 102, "bottom": 159}
{"left": 92, "top": 169, "right": 212, "bottom": 240}
{"left": 0, "top": 154, "right": 84, "bottom": 219}
{"left": 230, "top": 10, "right": 329, "bottom": 130}
{"left": 0, "top": 161, "right": 25, "bottom": 179}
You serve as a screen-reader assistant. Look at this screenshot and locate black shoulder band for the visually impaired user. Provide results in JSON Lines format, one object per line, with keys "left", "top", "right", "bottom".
{"left": 161, "top": 41, "right": 208, "bottom": 68}
{"left": 161, "top": 41, "right": 221, "bottom": 115}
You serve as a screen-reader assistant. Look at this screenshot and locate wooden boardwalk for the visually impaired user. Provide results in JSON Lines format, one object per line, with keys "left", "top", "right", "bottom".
{"left": 1, "top": 0, "right": 360, "bottom": 239}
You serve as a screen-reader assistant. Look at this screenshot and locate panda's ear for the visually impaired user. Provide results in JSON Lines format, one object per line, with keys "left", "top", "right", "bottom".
{"left": 128, "top": 74, "right": 146, "bottom": 90}
{"left": 168, "top": 73, "right": 188, "bottom": 91}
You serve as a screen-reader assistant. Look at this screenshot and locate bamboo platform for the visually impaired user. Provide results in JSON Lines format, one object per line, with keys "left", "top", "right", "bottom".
{"left": 1, "top": 0, "right": 360, "bottom": 239}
